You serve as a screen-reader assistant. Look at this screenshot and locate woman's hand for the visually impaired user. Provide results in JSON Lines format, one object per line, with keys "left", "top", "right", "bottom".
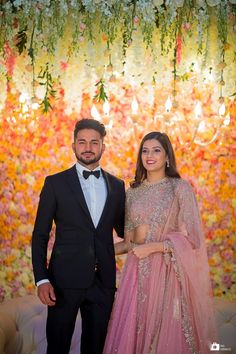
{"left": 130, "top": 243, "right": 154, "bottom": 259}
{"left": 130, "top": 242, "right": 164, "bottom": 259}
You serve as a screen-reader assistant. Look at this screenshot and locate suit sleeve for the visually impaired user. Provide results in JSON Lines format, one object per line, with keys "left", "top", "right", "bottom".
{"left": 31, "top": 176, "right": 56, "bottom": 283}
{"left": 113, "top": 180, "right": 125, "bottom": 238}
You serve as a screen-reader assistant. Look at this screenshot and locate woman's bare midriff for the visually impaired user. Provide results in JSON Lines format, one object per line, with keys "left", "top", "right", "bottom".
{"left": 130, "top": 224, "right": 150, "bottom": 245}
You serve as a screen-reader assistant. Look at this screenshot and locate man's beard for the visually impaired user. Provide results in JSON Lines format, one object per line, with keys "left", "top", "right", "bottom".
{"left": 75, "top": 151, "right": 102, "bottom": 166}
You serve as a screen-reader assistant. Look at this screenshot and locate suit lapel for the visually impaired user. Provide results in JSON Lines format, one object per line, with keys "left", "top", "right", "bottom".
{"left": 66, "top": 165, "right": 94, "bottom": 226}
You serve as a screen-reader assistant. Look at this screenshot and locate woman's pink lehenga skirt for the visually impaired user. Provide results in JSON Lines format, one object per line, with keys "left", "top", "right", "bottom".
{"left": 103, "top": 253, "right": 192, "bottom": 354}
{"left": 104, "top": 235, "right": 217, "bottom": 354}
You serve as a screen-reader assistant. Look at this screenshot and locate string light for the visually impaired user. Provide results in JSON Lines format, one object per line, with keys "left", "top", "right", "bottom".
{"left": 165, "top": 97, "right": 172, "bottom": 112}
{"left": 223, "top": 114, "right": 230, "bottom": 126}
{"left": 131, "top": 97, "right": 139, "bottom": 114}
{"left": 198, "top": 120, "right": 206, "bottom": 133}
{"left": 91, "top": 93, "right": 231, "bottom": 147}
{"left": 19, "top": 92, "right": 30, "bottom": 104}
{"left": 32, "top": 102, "right": 39, "bottom": 110}
{"left": 103, "top": 101, "right": 110, "bottom": 115}
{"left": 194, "top": 101, "right": 202, "bottom": 119}
{"left": 91, "top": 104, "right": 101, "bottom": 120}
{"left": 219, "top": 103, "right": 226, "bottom": 116}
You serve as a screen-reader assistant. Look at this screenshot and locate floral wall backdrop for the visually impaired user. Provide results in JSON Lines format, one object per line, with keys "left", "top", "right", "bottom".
{"left": 0, "top": 84, "right": 235, "bottom": 301}
{"left": 0, "top": 0, "right": 236, "bottom": 301}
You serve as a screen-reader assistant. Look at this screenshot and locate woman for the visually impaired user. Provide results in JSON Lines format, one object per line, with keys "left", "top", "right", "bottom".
{"left": 103, "top": 132, "right": 217, "bottom": 354}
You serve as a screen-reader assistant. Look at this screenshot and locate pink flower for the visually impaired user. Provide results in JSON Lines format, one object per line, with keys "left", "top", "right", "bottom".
{"left": 228, "top": 174, "right": 236, "bottom": 186}
{"left": 133, "top": 16, "right": 140, "bottom": 25}
{"left": 127, "top": 39, "right": 132, "bottom": 47}
{"left": 4, "top": 191, "right": 12, "bottom": 199}
{"left": 222, "top": 275, "right": 232, "bottom": 288}
{"left": 80, "top": 23, "right": 86, "bottom": 31}
{"left": 182, "top": 22, "right": 191, "bottom": 31}
{"left": 4, "top": 41, "right": 16, "bottom": 76}
{"left": 60, "top": 61, "right": 68, "bottom": 71}
{"left": 221, "top": 250, "right": 234, "bottom": 261}
{"left": 176, "top": 35, "right": 182, "bottom": 64}
{"left": 15, "top": 192, "right": 23, "bottom": 201}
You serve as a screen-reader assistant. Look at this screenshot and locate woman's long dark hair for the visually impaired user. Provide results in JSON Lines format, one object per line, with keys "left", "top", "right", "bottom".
{"left": 131, "top": 132, "right": 181, "bottom": 188}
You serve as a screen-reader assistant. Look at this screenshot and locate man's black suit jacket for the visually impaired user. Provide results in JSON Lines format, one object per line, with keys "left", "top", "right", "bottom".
{"left": 32, "top": 165, "right": 125, "bottom": 289}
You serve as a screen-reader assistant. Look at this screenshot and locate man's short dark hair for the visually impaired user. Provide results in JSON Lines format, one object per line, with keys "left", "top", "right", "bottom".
{"left": 74, "top": 118, "right": 106, "bottom": 141}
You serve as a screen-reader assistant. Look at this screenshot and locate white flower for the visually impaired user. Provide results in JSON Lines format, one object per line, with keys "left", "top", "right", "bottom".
{"left": 206, "top": 0, "right": 221, "bottom": 6}
{"left": 3, "top": 1, "right": 12, "bottom": 11}
{"left": 175, "top": 0, "right": 184, "bottom": 7}
{"left": 20, "top": 273, "right": 30, "bottom": 286}
{"left": 13, "top": 0, "right": 26, "bottom": 7}
{"left": 153, "top": 0, "right": 164, "bottom": 6}
{"left": 24, "top": 174, "right": 35, "bottom": 186}
{"left": 196, "top": 0, "right": 207, "bottom": 8}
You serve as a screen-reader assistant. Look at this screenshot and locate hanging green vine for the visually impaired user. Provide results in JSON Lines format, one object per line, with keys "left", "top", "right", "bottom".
{"left": 28, "top": 24, "right": 36, "bottom": 99}
{"left": 15, "top": 26, "right": 27, "bottom": 55}
{"left": 0, "top": 1, "right": 235, "bottom": 113}
{"left": 122, "top": 0, "right": 137, "bottom": 72}
{"left": 38, "top": 62, "right": 56, "bottom": 113}
{"left": 217, "top": 1, "right": 228, "bottom": 101}
{"left": 93, "top": 78, "right": 108, "bottom": 102}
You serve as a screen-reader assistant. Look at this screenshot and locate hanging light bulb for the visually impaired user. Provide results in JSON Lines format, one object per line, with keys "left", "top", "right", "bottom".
{"left": 223, "top": 113, "right": 230, "bottom": 126}
{"left": 193, "top": 61, "right": 200, "bottom": 72}
{"left": 22, "top": 103, "right": 29, "bottom": 113}
{"left": 19, "top": 92, "right": 29, "bottom": 103}
{"left": 32, "top": 102, "right": 39, "bottom": 110}
{"left": 107, "top": 119, "right": 113, "bottom": 129}
{"left": 198, "top": 120, "right": 206, "bottom": 132}
{"left": 219, "top": 103, "right": 226, "bottom": 116}
{"left": 131, "top": 97, "right": 139, "bottom": 114}
{"left": 194, "top": 101, "right": 202, "bottom": 119}
{"left": 103, "top": 100, "right": 110, "bottom": 115}
{"left": 165, "top": 97, "right": 172, "bottom": 112}
{"left": 91, "top": 104, "right": 101, "bottom": 120}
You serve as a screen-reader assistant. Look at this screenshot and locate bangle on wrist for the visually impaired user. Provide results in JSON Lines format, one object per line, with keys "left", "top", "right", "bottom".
{"left": 163, "top": 240, "right": 169, "bottom": 253}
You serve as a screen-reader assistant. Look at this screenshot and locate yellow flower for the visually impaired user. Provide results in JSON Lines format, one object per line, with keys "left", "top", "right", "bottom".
{"left": 4, "top": 254, "right": 17, "bottom": 266}
{"left": 6, "top": 271, "right": 15, "bottom": 282}
{"left": 232, "top": 199, "right": 236, "bottom": 208}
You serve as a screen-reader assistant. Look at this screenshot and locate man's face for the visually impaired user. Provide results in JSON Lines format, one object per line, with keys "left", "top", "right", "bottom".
{"left": 72, "top": 128, "right": 105, "bottom": 169}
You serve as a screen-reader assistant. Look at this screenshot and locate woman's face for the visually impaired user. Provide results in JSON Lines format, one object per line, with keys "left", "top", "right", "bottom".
{"left": 141, "top": 139, "right": 167, "bottom": 174}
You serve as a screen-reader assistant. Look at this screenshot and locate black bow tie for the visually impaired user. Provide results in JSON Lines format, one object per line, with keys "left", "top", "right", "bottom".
{"left": 83, "top": 170, "right": 100, "bottom": 179}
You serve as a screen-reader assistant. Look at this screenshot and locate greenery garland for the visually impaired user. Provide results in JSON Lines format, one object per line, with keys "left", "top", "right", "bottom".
{"left": 0, "top": 0, "right": 235, "bottom": 111}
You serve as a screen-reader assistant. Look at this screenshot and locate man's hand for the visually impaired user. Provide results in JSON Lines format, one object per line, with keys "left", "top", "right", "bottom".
{"left": 37, "top": 282, "right": 56, "bottom": 306}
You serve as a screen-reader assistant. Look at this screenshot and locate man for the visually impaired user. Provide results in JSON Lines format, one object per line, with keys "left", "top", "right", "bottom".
{"left": 32, "top": 118, "right": 125, "bottom": 354}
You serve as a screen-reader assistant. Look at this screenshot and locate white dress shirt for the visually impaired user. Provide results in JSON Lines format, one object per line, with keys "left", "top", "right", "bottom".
{"left": 37, "top": 163, "right": 107, "bottom": 287}
{"left": 75, "top": 162, "right": 107, "bottom": 227}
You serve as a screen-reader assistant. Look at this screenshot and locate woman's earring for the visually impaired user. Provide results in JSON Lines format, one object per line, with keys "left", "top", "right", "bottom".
{"left": 166, "top": 159, "right": 170, "bottom": 168}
